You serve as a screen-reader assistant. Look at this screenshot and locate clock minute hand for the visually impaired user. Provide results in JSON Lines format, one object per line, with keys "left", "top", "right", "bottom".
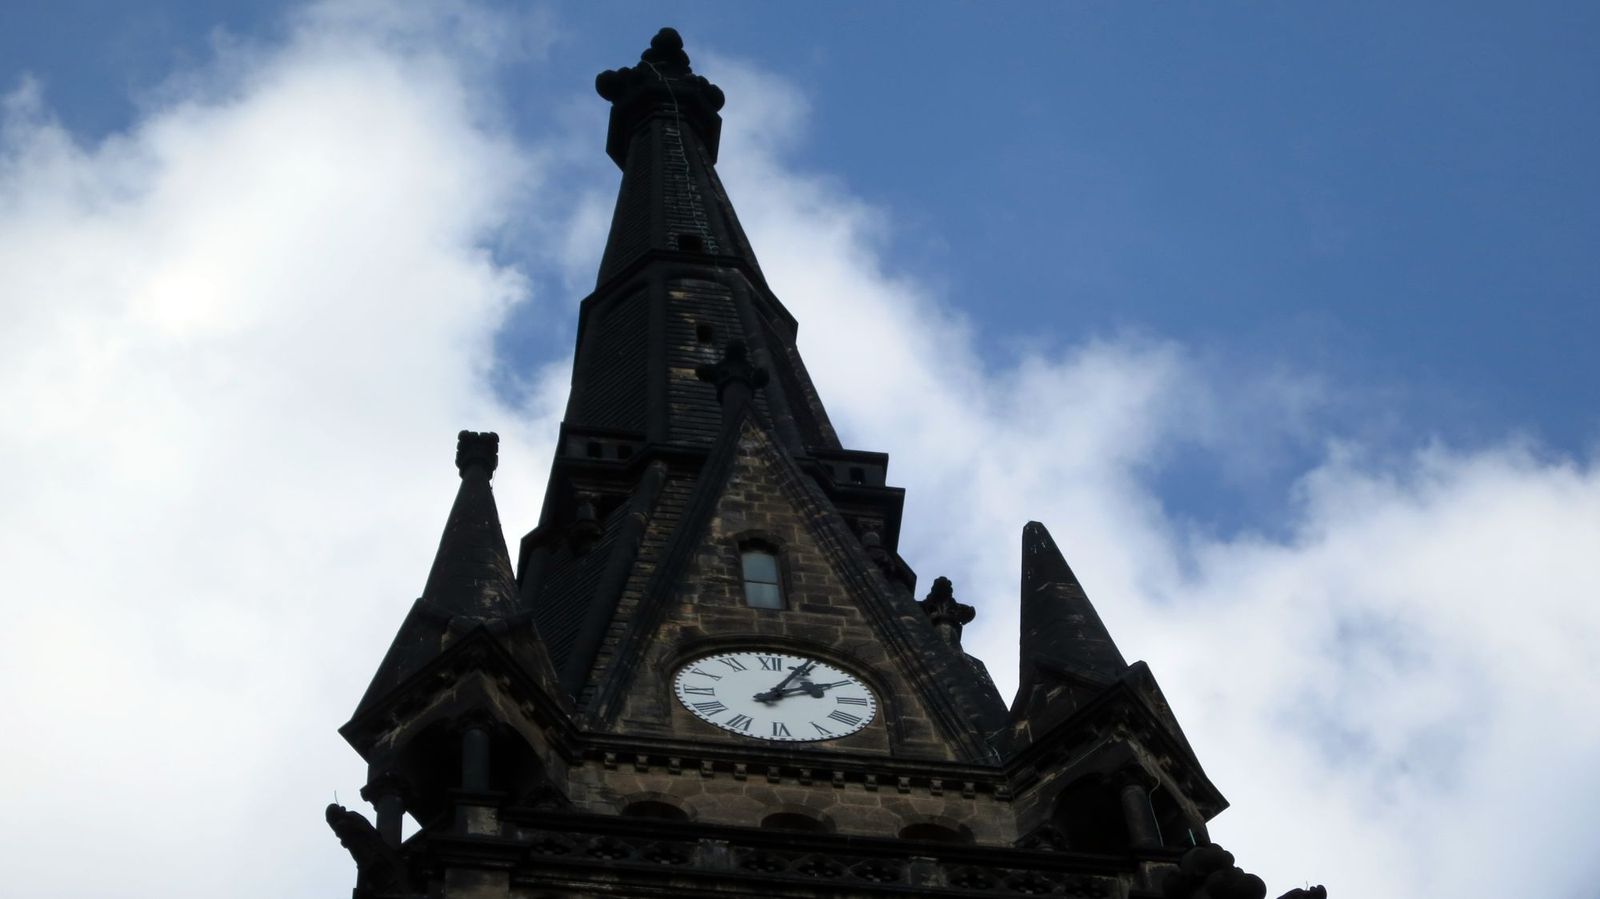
{"left": 805, "top": 679, "right": 850, "bottom": 695}
{"left": 753, "top": 661, "right": 816, "bottom": 702}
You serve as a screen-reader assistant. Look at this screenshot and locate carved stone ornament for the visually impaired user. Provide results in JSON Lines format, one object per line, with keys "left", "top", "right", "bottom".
{"left": 695, "top": 339, "right": 769, "bottom": 407}
{"left": 325, "top": 803, "right": 413, "bottom": 897}
{"left": 1161, "top": 843, "right": 1328, "bottom": 899}
{"left": 918, "top": 576, "right": 976, "bottom": 647}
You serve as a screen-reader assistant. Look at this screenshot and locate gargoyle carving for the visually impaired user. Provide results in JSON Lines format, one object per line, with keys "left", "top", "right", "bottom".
{"left": 1161, "top": 843, "right": 1326, "bottom": 899}
{"left": 325, "top": 803, "right": 412, "bottom": 897}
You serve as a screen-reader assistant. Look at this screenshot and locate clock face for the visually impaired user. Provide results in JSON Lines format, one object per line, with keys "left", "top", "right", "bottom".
{"left": 672, "top": 650, "right": 877, "bottom": 742}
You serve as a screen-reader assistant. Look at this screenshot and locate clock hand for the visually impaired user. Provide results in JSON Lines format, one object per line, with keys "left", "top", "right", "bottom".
{"left": 753, "top": 661, "right": 816, "bottom": 703}
{"left": 765, "top": 679, "right": 851, "bottom": 699}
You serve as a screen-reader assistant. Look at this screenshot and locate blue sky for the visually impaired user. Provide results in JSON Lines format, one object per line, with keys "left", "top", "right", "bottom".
{"left": 11, "top": 2, "right": 1597, "bottom": 476}
{"left": 1, "top": 3, "right": 1596, "bottom": 897}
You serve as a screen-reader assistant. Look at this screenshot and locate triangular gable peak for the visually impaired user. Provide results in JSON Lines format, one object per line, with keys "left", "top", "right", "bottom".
{"left": 583, "top": 404, "right": 1000, "bottom": 762}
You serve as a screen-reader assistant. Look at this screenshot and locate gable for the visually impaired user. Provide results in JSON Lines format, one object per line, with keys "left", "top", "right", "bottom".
{"left": 596, "top": 417, "right": 977, "bottom": 761}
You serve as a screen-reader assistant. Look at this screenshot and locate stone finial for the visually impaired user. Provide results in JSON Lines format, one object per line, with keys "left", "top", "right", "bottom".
{"left": 455, "top": 430, "right": 499, "bottom": 478}
{"left": 695, "top": 340, "right": 769, "bottom": 410}
{"left": 595, "top": 27, "right": 726, "bottom": 167}
{"left": 595, "top": 27, "right": 724, "bottom": 108}
{"left": 919, "top": 576, "right": 976, "bottom": 647}
{"left": 640, "top": 27, "right": 691, "bottom": 70}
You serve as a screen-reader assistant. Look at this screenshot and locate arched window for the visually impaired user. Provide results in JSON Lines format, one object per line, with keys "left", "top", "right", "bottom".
{"left": 621, "top": 800, "right": 688, "bottom": 822}
{"left": 898, "top": 822, "right": 972, "bottom": 844}
{"left": 741, "top": 546, "right": 784, "bottom": 609}
{"left": 761, "top": 812, "right": 826, "bottom": 833}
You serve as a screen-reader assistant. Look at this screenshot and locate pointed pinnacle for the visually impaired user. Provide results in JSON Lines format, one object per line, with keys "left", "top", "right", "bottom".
{"left": 421, "top": 431, "right": 518, "bottom": 619}
{"left": 1019, "top": 521, "right": 1127, "bottom": 688}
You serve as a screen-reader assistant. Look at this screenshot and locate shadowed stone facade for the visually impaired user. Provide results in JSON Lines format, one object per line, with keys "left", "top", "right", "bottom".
{"left": 330, "top": 26, "right": 1325, "bottom": 899}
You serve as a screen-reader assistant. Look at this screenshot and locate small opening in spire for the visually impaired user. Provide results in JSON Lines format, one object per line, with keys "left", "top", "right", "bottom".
{"left": 696, "top": 323, "right": 715, "bottom": 344}
{"left": 586, "top": 441, "right": 603, "bottom": 459}
{"left": 678, "top": 233, "right": 705, "bottom": 254}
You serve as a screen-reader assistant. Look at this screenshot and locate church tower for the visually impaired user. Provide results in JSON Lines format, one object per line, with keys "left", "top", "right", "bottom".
{"left": 330, "top": 28, "right": 1324, "bottom": 899}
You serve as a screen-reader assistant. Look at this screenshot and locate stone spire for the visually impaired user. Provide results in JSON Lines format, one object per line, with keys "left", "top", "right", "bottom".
{"left": 1017, "top": 521, "right": 1128, "bottom": 695}
{"left": 590, "top": 26, "right": 766, "bottom": 286}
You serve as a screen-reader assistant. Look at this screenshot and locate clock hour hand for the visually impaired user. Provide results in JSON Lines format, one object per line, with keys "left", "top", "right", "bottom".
{"left": 764, "top": 679, "right": 851, "bottom": 700}
{"left": 752, "top": 661, "right": 816, "bottom": 703}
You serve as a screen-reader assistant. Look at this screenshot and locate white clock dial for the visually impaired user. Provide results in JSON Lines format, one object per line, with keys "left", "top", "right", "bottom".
{"left": 672, "top": 650, "right": 877, "bottom": 742}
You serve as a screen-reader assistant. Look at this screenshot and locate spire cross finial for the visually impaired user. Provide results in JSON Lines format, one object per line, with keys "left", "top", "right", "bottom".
{"left": 696, "top": 340, "right": 768, "bottom": 410}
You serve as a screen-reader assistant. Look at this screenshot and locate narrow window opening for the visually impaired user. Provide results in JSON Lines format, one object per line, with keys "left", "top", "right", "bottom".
{"left": 678, "top": 234, "right": 705, "bottom": 254}
{"left": 585, "top": 441, "right": 603, "bottom": 459}
{"left": 696, "top": 323, "right": 715, "bottom": 344}
{"left": 848, "top": 466, "right": 866, "bottom": 485}
{"left": 741, "top": 546, "right": 784, "bottom": 609}
{"left": 617, "top": 444, "right": 634, "bottom": 460}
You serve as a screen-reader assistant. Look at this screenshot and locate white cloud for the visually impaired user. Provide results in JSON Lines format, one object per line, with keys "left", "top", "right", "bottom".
{"left": 3, "top": 8, "right": 1596, "bottom": 899}
{"left": 709, "top": 57, "right": 1600, "bottom": 898}
{"left": 0, "top": 4, "right": 557, "bottom": 895}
